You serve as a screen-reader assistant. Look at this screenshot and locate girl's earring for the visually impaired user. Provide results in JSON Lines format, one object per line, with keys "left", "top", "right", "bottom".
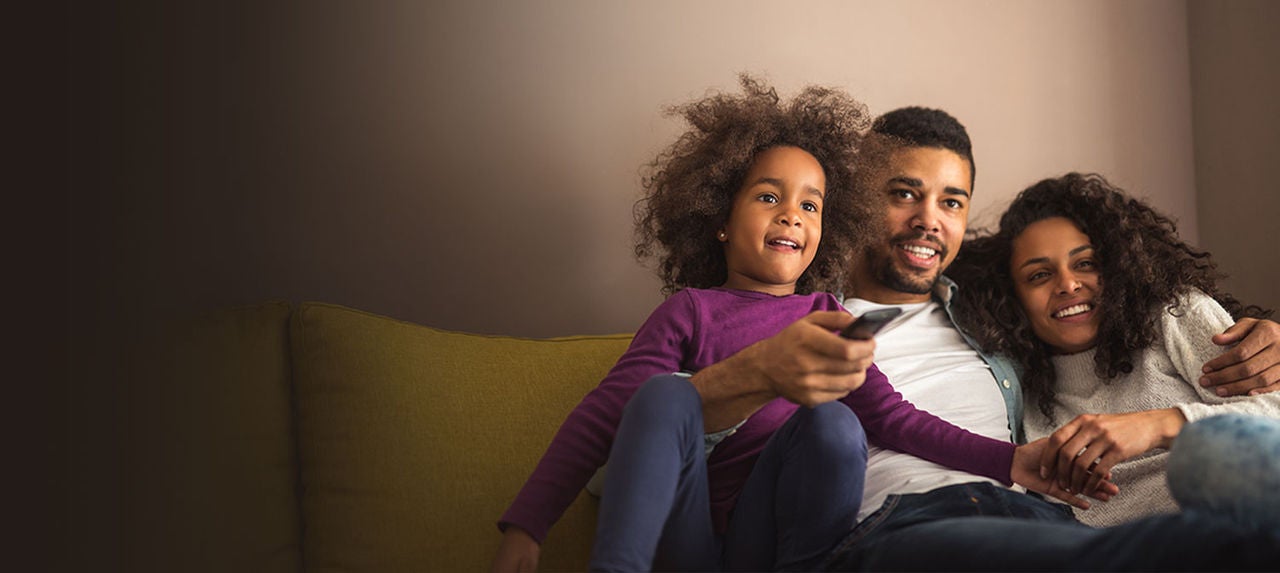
{"left": 717, "top": 231, "right": 727, "bottom": 241}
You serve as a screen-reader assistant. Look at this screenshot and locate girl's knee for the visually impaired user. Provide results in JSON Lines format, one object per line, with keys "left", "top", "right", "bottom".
{"left": 802, "top": 403, "right": 867, "bottom": 453}
{"left": 622, "top": 375, "right": 702, "bottom": 426}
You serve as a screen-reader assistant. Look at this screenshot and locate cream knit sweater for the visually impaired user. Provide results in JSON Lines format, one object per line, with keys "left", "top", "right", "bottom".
{"left": 1023, "top": 289, "right": 1280, "bottom": 527}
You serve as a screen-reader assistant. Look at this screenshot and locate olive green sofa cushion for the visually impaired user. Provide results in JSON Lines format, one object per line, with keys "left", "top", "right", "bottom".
{"left": 135, "top": 301, "right": 302, "bottom": 572}
{"left": 289, "top": 302, "right": 631, "bottom": 571}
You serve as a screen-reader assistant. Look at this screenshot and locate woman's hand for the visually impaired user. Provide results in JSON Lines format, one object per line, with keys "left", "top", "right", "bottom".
{"left": 491, "top": 527, "right": 540, "bottom": 573}
{"left": 1013, "top": 438, "right": 1118, "bottom": 510}
{"left": 1040, "top": 409, "right": 1186, "bottom": 496}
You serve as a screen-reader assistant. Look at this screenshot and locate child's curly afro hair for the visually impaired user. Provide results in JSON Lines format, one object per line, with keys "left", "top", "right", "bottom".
{"left": 635, "top": 74, "right": 881, "bottom": 295}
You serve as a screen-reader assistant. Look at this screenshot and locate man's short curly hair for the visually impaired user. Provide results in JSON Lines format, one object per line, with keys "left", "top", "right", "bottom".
{"left": 634, "top": 75, "right": 880, "bottom": 295}
{"left": 950, "top": 172, "right": 1272, "bottom": 422}
{"left": 872, "top": 106, "right": 975, "bottom": 189}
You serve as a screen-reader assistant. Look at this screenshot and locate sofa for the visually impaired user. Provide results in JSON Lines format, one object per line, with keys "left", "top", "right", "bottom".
{"left": 144, "top": 300, "right": 632, "bottom": 572}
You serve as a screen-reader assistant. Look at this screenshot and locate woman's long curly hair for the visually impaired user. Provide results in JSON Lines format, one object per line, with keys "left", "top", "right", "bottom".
{"left": 950, "top": 172, "right": 1272, "bottom": 422}
{"left": 634, "top": 75, "right": 882, "bottom": 295}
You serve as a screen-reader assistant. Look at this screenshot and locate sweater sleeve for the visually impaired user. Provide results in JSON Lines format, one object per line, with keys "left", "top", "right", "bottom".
{"left": 1162, "top": 290, "right": 1280, "bottom": 423}
{"left": 841, "top": 364, "right": 1016, "bottom": 484}
{"left": 497, "top": 292, "right": 696, "bottom": 543}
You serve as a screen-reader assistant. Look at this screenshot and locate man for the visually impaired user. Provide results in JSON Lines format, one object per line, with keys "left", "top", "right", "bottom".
{"left": 689, "top": 106, "right": 1280, "bottom": 570}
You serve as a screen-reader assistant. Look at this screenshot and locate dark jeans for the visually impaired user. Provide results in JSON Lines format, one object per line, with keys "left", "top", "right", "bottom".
{"left": 819, "top": 482, "right": 1280, "bottom": 571}
{"left": 590, "top": 375, "right": 868, "bottom": 572}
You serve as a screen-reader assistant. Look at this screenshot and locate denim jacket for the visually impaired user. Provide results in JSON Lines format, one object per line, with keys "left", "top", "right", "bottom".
{"left": 934, "top": 276, "right": 1027, "bottom": 444}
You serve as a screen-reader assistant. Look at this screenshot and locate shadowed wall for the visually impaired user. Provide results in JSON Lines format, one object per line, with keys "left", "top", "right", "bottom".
{"left": 73, "top": 0, "right": 1222, "bottom": 341}
{"left": 1189, "top": 0, "right": 1280, "bottom": 316}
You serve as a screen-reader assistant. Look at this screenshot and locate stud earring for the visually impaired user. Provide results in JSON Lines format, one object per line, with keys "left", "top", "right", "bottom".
{"left": 717, "top": 231, "right": 727, "bottom": 241}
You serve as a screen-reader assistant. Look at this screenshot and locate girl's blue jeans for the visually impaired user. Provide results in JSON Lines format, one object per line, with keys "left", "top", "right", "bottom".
{"left": 589, "top": 374, "right": 868, "bottom": 572}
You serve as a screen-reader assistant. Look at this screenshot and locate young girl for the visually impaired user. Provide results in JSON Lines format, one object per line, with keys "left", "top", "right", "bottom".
{"left": 951, "top": 172, "right": 1280, "bottom": 528}
{"left": 493, "top": 78, "right": 1080, "bottom": 573}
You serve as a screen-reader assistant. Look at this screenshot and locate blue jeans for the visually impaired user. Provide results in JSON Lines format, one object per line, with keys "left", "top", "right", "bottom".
{"left": 819, "top": 482, "right": 1280, "bottom": 571}
{"left": 589, "top": 375, "right": 868, "bottom": 572}
{"left": 1168, "top": 413, "right": 1280, "bottom": 530}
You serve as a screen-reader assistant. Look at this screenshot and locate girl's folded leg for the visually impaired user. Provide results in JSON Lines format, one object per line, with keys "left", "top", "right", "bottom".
{"left": 589, "top": 375, "right": 719, "bottom": 572}
{"left": 724, "top": 402, "right": 868, "bottom": 571}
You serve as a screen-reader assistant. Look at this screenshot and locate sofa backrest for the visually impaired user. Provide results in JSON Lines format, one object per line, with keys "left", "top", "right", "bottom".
{"left": 127, "top": 301, "right": 303, "bottom": 572}
{"left": 289, "top": 302, "right": 631, "bottom": 571}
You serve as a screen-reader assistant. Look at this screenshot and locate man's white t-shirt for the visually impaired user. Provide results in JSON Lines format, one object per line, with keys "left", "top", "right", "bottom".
{"left": 843, "top": 297, "right": 1017, "bottom": 521}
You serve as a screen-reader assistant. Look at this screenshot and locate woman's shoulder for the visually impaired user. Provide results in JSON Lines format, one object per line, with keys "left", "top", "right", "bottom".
{"left": 1177, "top": 287, "right": 1218, "bottom": 307}
{"left": 1161, "top": 288, "right": 1232, "bottom": 329}
{"left": 1154, "top": 288, "right": 1234, "bottom": 374}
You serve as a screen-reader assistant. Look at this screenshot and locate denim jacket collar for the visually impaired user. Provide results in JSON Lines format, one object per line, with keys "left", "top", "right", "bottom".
{"left": 934, "top": 276, "right": 1027, "bottom": 443}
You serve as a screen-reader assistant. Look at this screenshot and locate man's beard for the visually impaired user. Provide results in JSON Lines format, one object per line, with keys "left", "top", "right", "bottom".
{"left": 872, "top": 255, "right": 936, "bottom": 294}
{"left": 868, "top": 233, "right": 948, "bottom": 295}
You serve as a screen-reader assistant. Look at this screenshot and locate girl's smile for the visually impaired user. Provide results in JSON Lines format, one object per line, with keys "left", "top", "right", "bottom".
{"left": 1010, "top": 216, "right": 1102, "bottom": 354}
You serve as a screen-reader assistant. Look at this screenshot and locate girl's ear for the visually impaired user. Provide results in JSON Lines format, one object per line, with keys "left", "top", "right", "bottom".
{"left": 717, "top": 229, "right": 728, "bottom": 242}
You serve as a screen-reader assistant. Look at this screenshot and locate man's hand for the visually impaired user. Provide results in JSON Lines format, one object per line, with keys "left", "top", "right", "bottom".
{"left": 1200, "top": 318, "right": 1280, "bottom": 396}
{"left": 1012, "top": 438, "right": 1118, "bottom": 510}
{"left": 1039, "top": 409, "right": 1185, "bottom": 496}
{"left": 690, "top": 311, "right": 874, "bottom": 431}
{"left": 749, "top": 311, "right": 876, "bottom": 407}
{"left": 491, "top": 527, "right": 540, "bottom": 573}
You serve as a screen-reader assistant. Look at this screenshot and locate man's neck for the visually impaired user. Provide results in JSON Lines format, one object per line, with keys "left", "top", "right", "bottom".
{"left": 845, "top": 277, "right": 933, "bottom": 305}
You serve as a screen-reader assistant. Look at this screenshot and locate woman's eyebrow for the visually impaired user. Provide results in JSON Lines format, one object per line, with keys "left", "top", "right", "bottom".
{"left": 1069, "top": 244, "right": 1095, "bottom": 256}
{"left": 1017, "top": 244, "right": 1094, "bottom": 270}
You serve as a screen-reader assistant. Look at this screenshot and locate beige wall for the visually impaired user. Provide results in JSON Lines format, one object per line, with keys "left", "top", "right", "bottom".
{"left": 1189, "top": 0, "right": 1280, "bottom": 315}
{"left": 75, "top": 0, "right": 1241, "bottom": 342}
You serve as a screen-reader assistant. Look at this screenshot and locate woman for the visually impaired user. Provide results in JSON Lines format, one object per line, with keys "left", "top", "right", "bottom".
{"left": 949, "top": 172, "right": 1280, "bottom": 528}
